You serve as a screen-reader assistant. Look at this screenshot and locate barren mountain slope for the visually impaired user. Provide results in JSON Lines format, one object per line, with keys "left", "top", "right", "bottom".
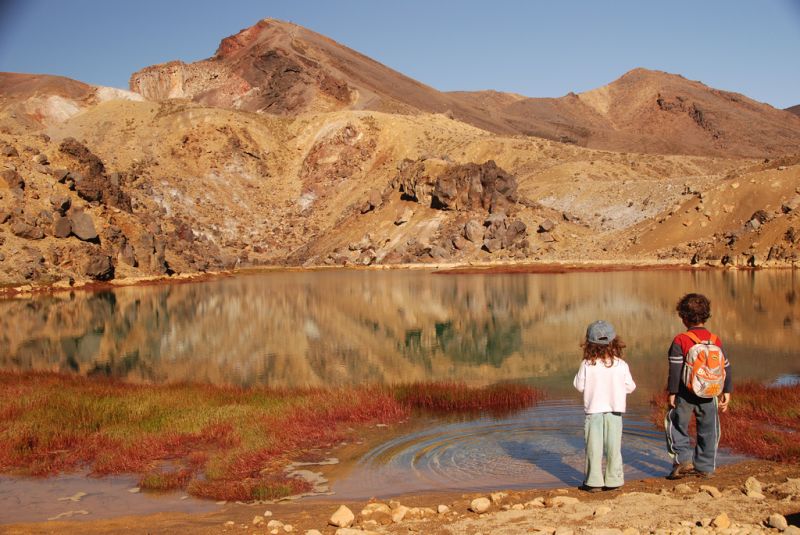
{"left": 450, "top": 68, "right": 800, "bottom": 158}
{"left": 2, "top": 88, "right": 799, "bottom": 288}
{"left": 129, "top": 19, "right": 800, "bottom": 158}
{"left": 0, "top": 72, "right": 143, "bottom": 131}
{"left": 128, "top": 18, "right": 509, "bottom": 134}
{"left": 787, "top": 104, "right": 800, "bottom": 116}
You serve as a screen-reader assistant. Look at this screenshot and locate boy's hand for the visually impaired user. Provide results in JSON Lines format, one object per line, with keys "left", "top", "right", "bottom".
{"left": 718, "top": 393, "right": 731, "bottom": 413}
{"left": 668, "top": 394, "right": 676, "bottom": 408}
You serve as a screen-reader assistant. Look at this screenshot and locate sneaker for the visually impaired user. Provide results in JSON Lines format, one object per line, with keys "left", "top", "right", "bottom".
{"left": 578, "top": 484, "right": 603, "bottom": 493}
{"left": 667, "top": 462, "right": 695, "bottom": 480}
{"left": 603, "top": 486, "right": 622, "bottom": 491}
{"left": 695, "top": 470, "right": 714, "bottom": 479}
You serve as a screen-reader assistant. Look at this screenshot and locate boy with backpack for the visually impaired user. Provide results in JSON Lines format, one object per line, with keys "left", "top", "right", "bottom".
{"left": 665, "top": 293, "right": 732, "bottom": 479}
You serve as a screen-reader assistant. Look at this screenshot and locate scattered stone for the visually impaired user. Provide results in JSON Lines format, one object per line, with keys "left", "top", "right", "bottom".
{"left": 69, "top": 212, "right": 98, "bottom": 241}
{"left": 11, "top": 220, "right": 44, "bottom": 240}
{"left": 395, "top": 207, "right": 413, "bottom": 225}
{"left": 32, "top": 153, "right": 49, "bottom": 165}
{"left": 540, "top": 231, "right": 556, "bottom": 243}
{"left": 525, "top": 497, "right": 545, "bottom": 508}
{"left": 452, "top": 235, "right": 469, "bottom": 250}
{"left": 538, "top": 219, "right": 556, "bottom": 233}
{"left": 470, "top": 497, "right": 491, "bottom": 513}
{"left": 768, "top": 513, "right": 788, "bottom": 531}
{"left": 252, "top": 516, "right": 265, "bottom": 526}
{"left": 744, "top": 476, "right": 763, "bottom": 496}
{"left": 0, "top": 143, "right": 18, "bottom": 157}
{"left": 267, "top": 520, "right": 284, "bottom": 529}
{"left": 329, "top": 505, "right": 355, "bottom": 528}
{"left": 224, "top": 521, "right": 235, "bottom": 526}
{"left": 711, "top": 512, "right": 731, "bottom": 529}
{"left": 53, "top": 216, "right": 72, "bottom": 238}
{"left": 128, "top": 487, "right": 140, "bottom": 493}
{"left": 548, "top": 496, "right": 580, "bottom": 507}
{"left": 782, "top": 195, "right": 800, "bottom": 213}
{"left": 464, "top": 219, "right": 485, "bottom": 243}
{"left": 483, "top": 237, "right": 503, "bottom": 253}
{"left": 700, "top": 485, "right": 722, "bottom": 498}
{"left": 263, "top": 510, "right": 273, "bottom": 517}
{"left": 510, "top": 503, "right": 524, "bottom": 511}
{"left": 784, "top": 527, "right": 800, "bottom": 535}
{"left": 437, "top": 504, "right": 450, "bottom": 514}
{"left": 674, "top": 483, "right": 695, "bottom": 494}
{"left": 305, "top": 531, "right": 322, "bottom": 535}
{"left": 391, "top": 505, "right": 408, "bottom": 523}
{"left": 1, "top": 169, "right": 24, "bottom": 189}
{"left": 283, "top": 525, "right": 294, "bottom": 533}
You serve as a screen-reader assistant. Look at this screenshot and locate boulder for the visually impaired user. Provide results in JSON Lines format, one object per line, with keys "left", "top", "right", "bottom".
{"left": 10, "top": 220, "right": 44, "bottom": 240}
{"left": 711, "top": 512, "right": 730, "bottom": 529}
{"left": 452, "top": 235, "right": 469, "bottom": 250}
{"left": 547, "top": 496, "right": 579, "bottom": 507}
{"left": 119, "top": 241, "right": 137, "bottom": 267}
{"left": 464, "top": 219, "right": 485, "bottom": 243}
{"left": 1, "top": 169, "right": 24, "bottom": 190}
{"left": 483, "top": 237, "right": 503, "bottom": 253}
{"left": 69, "top": 212, "right": 98, "bottom": 241}
{"left": 768, "top": 513, "right": 788, "bottom": 531}
{"left": 390, "top": 505, "right": 409, "bottom": 523}
{"left": 469, "top": 497, "right": 491, "bottom": 513}
{"left": 503, "top": 219, "right": 527, "bottom": 247}
{"left": 84, "top": 253, "right": 114, "bottom": 281}
{"left": 59, "top": 138, "right": 131, "bottom": 211}
{"left": 437, "top": 504, "right": 449, "bottom": 514}
{"left": 52, "top": 216, "right": 72, "bottom": 238}
{"left": 32, "top": 153, "right": 49, "bottom": 165}
{"left": 328, "top": 505, "right": 354, "bottom": 528}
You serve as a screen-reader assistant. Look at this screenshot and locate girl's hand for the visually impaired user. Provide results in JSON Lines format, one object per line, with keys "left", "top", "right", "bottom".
{"left": 668, "top": 394, "right": 676, "bottom": 408}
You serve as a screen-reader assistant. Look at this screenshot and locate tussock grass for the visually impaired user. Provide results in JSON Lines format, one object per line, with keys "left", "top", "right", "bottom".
{"left": 651, "top": 382, "right": 800, "bottom": 463}
{"left": 0, "top": 372, "right": 542, "bottom": 501}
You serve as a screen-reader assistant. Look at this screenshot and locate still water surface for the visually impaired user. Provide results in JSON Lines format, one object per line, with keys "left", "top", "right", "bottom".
{"left": 1, "top": 270, "right": 799, "bottom": 507}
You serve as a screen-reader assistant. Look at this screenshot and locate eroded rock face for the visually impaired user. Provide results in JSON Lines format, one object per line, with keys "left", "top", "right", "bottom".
{"left": 83, "top": 253, "right": 114, "bottom": 281}
{"left": 58, "top": 138, "right": 131, "bottom": 211}
{"left": 397, "top": 159, "right": 518, "bottom": 213}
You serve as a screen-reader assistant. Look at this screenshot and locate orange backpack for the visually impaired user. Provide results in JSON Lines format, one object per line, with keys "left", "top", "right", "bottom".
{"left": 681, "top": 331, "right": 726, "bottom": 398}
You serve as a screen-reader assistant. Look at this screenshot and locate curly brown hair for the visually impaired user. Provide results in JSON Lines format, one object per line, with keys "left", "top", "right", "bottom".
{"left": 581, "top": 337, "right": 626, "bottom": 367}
{"left": 676, "top": 293, "right": 711, "bottom": 325}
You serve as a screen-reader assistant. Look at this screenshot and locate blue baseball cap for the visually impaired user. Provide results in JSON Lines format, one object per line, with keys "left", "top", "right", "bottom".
{"left": 586, "top": 320, "right": 616, "bottom": 345}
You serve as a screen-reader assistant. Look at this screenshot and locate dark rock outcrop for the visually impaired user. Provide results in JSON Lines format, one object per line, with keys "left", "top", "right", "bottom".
{"left": 397, "top": 159, "right": 518, "bottom": 213}
{"left": 84, "top": 253, "right": 115, "bottom": 281}
{"left": 69, "top": 211, "right": 98, "bottom": 241}
{"left": 58, "top": 138, "right": 131, "bottom": 211}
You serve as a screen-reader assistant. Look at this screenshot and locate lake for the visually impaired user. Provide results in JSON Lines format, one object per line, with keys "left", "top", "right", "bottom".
{"left": 1, "top": 269, "right": 799, "bottom": 506}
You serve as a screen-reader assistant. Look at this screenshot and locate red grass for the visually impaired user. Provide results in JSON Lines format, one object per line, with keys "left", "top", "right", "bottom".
{"left": 0, "top": 372, "right": 544, "bottom": 501}
{"left": 650, "top": 383, "right": 800, "bottom": 463}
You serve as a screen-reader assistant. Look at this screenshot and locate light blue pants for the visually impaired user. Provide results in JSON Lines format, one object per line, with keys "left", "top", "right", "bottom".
{"left": 584, "top": 412, "right": 624, "bottom": 488}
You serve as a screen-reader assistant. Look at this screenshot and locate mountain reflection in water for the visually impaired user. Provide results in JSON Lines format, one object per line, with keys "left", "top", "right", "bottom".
{"left": 1, "top": 270, "right": 799, "bottom": 398}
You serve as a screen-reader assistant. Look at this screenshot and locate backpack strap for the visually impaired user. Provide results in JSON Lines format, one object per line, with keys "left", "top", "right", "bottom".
{"left": 684, "top": 331, "right": 703, "bottom": 345}
{"left": 708, "top": 333, "right": 718, "bottom": 345}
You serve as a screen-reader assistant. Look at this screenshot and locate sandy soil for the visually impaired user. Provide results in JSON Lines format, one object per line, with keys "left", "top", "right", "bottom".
{"left": 3, "top": 460, "right": 798, "bottom": 534}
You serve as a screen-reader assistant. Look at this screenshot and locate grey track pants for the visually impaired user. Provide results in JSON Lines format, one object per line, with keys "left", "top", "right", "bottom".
{"left": 664, "top": 395, "right": 720, "bottom": 473}
{"left": 584, "top": 412, "right": 624, "bottom": 488}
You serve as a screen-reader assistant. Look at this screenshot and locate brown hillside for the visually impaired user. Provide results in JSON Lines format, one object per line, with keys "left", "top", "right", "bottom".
{"left": 787, "top": 104, "right": 800, "bottom": 116}
{"left": 450, "top": 69, "right": 800, "bottom": 158}
{"left": 129, "top": 19, "right": 800, "bottom": 158}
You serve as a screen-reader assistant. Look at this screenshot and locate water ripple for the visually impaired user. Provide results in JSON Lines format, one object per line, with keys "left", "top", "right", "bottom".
{"left": 331, "top": 399, "right": 742, "bottom": 499}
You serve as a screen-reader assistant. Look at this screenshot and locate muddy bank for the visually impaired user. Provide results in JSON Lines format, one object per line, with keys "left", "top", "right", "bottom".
{"left": 3, "top": 460, "right": 798, "bottom": 534}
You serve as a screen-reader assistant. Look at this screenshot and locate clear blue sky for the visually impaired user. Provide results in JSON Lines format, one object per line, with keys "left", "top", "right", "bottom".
{"left": 1, "top": 0, "right": 799, "bottom": 108}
